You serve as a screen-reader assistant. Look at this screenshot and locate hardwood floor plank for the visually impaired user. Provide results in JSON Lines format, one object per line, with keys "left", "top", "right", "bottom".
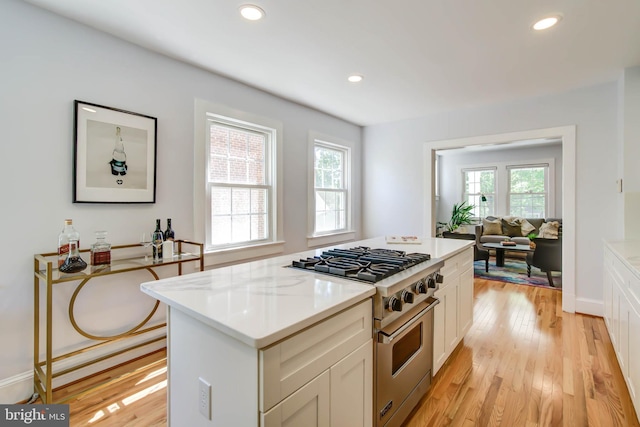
{"left": 42, "top": 278, "right": 639, "bottom": 427}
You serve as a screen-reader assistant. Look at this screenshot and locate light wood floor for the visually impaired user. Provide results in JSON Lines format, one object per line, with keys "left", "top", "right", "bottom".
{"left": 404, "top": 279, "right": 640, "bottom": 427}
{"left": 53, "top": 279, "right": 638, "bottom": 426}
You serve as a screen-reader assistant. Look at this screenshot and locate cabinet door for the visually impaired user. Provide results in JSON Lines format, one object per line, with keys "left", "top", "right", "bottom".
{"left": 628, "top": 302, "right": 640, "bottom": 409}
{"left": 603, "top": 261, "right": 614, "bottom": 331}
{"left": 330, "top": 339, "right": 372, "bottom": 427}
{"left": 444, "top": 278, "right": 459, "bottom": 352}
{"left": 458, "top": 266, "right": 473, "bottom": 338}
{"left": 262, "top": 370, "right": 330, "bottom": 427}
{"left": 618, "top": 286, "right": 630, "bottom": 379}
{"left": 432, "top": 290, "right": 446, "bottom": 374}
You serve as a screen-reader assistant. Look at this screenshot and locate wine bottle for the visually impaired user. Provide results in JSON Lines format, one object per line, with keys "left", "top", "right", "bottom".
{"left": 58, "top": 219, "right": 80, "bottom": 267}
{"left": 152, "top": 219, "right": 164, "bottom": 260}
{"left": 164, "top": 218, "right": 175, "bottom": 241}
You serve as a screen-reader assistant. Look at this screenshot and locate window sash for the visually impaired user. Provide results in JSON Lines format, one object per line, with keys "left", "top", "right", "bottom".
{"left": 206, "top": 119, "right": 274, "bottom": 250}
{"left": 462, "top": 168, "right": 496, "bottom": 218}
{"left": 313, "top": 141, "right": 349, "bottom": 235}
{"left": 507, "top": 165, "right": 548, "bottom": 218}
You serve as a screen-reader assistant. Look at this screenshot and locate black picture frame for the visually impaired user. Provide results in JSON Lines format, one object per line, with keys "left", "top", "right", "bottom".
{"left": 73, "top": 100, "right": 157, "bottom": 203}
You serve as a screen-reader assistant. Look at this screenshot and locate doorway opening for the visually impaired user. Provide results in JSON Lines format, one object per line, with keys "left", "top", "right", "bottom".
{"left": 423, "top": 126, "right": 576, "bottom": 313}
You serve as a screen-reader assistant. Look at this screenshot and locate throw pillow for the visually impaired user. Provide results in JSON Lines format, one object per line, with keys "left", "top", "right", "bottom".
{"left": 520, "top": 219, "right": 536, "bottom": 236}
{"left": 538, "top": 221, "right": 560, "bottom": 239}
{"left": 482, "top": 218, "right": 502, "bottom": 235}
{"left": 501, "top": 219, "right": 521, "bottom": 237}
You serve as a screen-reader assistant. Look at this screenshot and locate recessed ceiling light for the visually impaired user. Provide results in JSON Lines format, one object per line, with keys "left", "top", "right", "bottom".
{"left": 348, "top": 74, "right": 363, "bottom": 83}
{"left": 532, "top": 14, "right": 562, "bottom": 30}
{"left": 239, "top": 5, "right": 265, "bottom": 21}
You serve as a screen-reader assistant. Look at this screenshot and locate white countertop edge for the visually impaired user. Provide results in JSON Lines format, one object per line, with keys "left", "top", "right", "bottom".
{"left": 605, "top": 239, "right": 640, "bottom": 281}
{"left": 142, "top": 285, "right": 376, "bottom": 348}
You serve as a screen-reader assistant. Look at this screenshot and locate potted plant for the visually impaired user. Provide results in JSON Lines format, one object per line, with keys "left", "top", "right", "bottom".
{"left": 527, "top": 232, "right": 538, "bottom": 249}
{"left": 445, "top": 201, "right": 475, "bottom": 232}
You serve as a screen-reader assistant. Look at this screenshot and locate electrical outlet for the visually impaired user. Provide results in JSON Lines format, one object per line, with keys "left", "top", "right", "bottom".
{"left": 198, "top": 377, "right": 211, "bottom": 420}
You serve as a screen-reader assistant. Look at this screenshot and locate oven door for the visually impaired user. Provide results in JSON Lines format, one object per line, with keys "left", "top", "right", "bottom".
{"left": 376, "top": 297, "right": 438, "bottom": 427}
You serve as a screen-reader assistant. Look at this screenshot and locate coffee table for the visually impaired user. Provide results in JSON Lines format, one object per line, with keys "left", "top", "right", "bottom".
{"left": 482, "top": 242, "right": 533, "bottom": 267}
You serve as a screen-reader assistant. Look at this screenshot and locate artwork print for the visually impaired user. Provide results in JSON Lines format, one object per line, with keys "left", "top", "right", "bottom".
{"left": 74, "top": 101, "right": 157, "bottom": 203}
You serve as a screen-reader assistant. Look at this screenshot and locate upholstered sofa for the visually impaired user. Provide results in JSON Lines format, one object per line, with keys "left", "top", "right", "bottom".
{"left": 472, "top": 216, "right": 562, "bottom": 246}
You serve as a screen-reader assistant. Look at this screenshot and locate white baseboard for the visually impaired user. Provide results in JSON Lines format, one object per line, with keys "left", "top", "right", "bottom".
{"left": 575, "top": 297, "right": 603, "bottom": 317}
{"left": 0, "top": 335, "right": 166, "bottom": 404}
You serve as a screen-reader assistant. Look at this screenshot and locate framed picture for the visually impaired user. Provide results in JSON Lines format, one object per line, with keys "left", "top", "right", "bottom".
{"left": 73, "top": 100, "right": 157, "bottom": 203}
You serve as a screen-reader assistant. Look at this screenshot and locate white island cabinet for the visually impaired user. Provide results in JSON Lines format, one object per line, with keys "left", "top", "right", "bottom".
{"left": 603, "top": 241, "right": 640, "bottom": 420}
{"left": 140, "top": 237, "right": 473, "bottom": 426}
{"left": 433, "top": 246, "right": 474, "bottom": 374}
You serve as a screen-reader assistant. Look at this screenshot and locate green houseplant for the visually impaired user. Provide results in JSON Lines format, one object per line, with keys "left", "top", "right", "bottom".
{"left": 445, "top": 201, "right": 475, "bottom": 232}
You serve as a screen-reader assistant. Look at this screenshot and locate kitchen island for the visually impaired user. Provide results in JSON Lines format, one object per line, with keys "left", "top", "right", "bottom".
{"left": 140, "top": 236, "right": 472, "bottom": 426}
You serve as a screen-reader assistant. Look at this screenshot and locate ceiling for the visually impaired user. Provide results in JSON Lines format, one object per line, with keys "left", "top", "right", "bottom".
{"left": 21, "top": 0, "right": 640, "bottom": 126}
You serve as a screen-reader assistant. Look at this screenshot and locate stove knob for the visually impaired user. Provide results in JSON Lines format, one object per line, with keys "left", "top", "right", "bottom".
{"left": 402, "top": 290, "right": 414, "bottom": 304}
{"left": 435, "top": 273, "right": 444, "bottom": 283}
{"left": 427, "top": 277, "right": 437, "bottom": 289}
{"left": 415, "top": 280, "right": 427, "bottom": 294}
{"left": 387, "top": 296, "right": 402, "bottom": 312}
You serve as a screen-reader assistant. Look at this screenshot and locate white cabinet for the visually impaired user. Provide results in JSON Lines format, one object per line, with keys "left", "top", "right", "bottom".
{"left": 433, "top": 246, "right": 474, "bottom": 374}
{"left": 262, "top": 339, "right": 372, "bottom": 427}
{"left": 167, "top": 298, "right": 372, "bottom": 427}
{"left": 262, "top": 370, "right": 330, "bottom": 427}
{"left": 603, "top": 244, "right": 640, "bottom": 420}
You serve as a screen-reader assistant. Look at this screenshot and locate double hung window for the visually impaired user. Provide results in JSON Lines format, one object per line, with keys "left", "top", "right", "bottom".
{"left": 462, "top": 168, "right": 495, "bottom": 218}
{"left": 508, "top": 165, "right": 548, "bottom": 218}
{"left": 313, "top": 141, "right": 349, "bottom": 234}
{"left": 206, "top": 117, "right": 275, "bottom": 249}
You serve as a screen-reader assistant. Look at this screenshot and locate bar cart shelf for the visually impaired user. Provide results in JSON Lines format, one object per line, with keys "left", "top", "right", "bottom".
{"left": 33, "top": 239, "right": 204, "bottom": 403}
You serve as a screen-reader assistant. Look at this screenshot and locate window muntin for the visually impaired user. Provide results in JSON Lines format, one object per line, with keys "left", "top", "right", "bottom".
{"left": 314, "top": 142, "right": 348, "bottom": 234}
{"left": 207, "top": 120, "right": 273, "bottom": 248}
{"left": 463, "top": 168, "right": 495, "bottom": 218}
{"left": 508, "top": 165, "right": 547, "bottom": 218}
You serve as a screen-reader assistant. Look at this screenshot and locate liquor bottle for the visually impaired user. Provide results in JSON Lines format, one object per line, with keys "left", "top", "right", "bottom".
{"left": 59, "top": 240, "right": 87, "bottom": 273}
{"left": 91, "top": 231, "right": 111, "bottom": 265}
{"left": 58, "top": 219, "right": 80, "bottom": 267}
{"left": 163, "top": 218, "right": 175, "bottom": 259}
{"left": 109, "top": 126, "right": 127, "bottom": 176}
{"left": 152, "top": 219, "right": 164, "bottom": 261}
{"left": 164, "top": 218, "right": 175, "bottom": 242}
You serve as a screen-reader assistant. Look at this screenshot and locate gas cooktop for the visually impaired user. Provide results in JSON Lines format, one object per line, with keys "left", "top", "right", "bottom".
{"left": 290, "top": 246, "right": 432, "bottom": 283}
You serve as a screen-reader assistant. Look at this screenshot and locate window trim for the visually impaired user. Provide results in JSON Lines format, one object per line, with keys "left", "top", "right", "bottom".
{"left": 461, "top": 167, "right": 496, "bottom": 218}
{"left": 194, "top": 99, "right": 284, "bottom": 266}
{"left": 506, "top": 163, "right": 550, "bottom": 218}
{"left": 456, "top": 158, "right": 555, "bottom": 218}
{"left": 307, "top": 132, "right": 355, "bottom": 247}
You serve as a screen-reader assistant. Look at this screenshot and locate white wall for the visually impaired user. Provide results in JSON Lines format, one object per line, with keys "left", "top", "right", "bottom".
{"left": 436, "top": 144, "right": 563, "bottom": 223}
{"left": 0, "top": 0, "right": 361, "bottom": 403}
{"left": 362, "top": 82, "right": 623, "bottom": 311}
{"left": 622, "top": 66, "right": 640, "bottom": 237}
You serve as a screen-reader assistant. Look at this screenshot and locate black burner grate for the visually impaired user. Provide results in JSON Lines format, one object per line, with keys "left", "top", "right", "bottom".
{"left": 290, "top": 247, "right": 432, "bottom": 283}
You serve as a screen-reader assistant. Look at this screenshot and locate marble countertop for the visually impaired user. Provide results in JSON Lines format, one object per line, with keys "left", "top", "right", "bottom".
{"left": 606, "top": 239, "right": 640, "bottom": 279}
{"left": 140, "top": 236, "right": 471, "bottom": 348}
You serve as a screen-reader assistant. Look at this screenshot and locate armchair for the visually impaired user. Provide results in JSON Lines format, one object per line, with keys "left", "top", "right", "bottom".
{"left": 442, "top": 231, "right": 490, "bottom": 272}
{"left": 526, "top": 238, "right": 562, "bottom": 287}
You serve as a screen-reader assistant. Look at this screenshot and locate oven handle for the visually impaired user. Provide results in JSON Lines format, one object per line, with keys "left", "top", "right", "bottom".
{"left": 378, "top": 297, "right": 439, "bottom": 344}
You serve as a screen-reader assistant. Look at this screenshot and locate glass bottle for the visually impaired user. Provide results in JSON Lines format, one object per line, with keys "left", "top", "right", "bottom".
{"left": 152, "top": 219, "right": 164, "bottom": 261}
{"left": 164, "top": 218, "right": 175, "bottom": 254}
{"left": 109, "top": 126, "right": 127, "bottom": 176}
{"left": 59, "top": 240, "right": 87, "bottom": 273}
{"left": 58, "top": 219, "right": 80, "bottom": 267}
{"left": 91, "top": 231, "right": 111, "bottom": 265}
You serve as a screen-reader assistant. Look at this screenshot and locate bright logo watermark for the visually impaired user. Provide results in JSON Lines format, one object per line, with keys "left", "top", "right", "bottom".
{"left": 1, "top": 405, "right": 68, "bottom": 426}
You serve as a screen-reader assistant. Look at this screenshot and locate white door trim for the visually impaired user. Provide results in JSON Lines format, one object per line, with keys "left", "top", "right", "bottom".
{"left": 423, "top": 125, "right": 576, "bottom": 313}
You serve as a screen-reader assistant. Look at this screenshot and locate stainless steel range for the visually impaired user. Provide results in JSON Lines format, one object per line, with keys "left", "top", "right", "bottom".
{"left": 290, "top": 246, "right": 444, "bottom": 427}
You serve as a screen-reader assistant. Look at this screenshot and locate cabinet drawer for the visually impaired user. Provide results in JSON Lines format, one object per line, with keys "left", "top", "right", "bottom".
{"left": 260, "top": 299, "right": 372, "bottom": 411}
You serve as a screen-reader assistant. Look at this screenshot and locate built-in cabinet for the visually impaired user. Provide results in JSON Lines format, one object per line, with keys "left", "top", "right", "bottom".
{"left": 433, "top": 246, "right": 474, "bottom": 374}
{"left": 603, "top": 244, "right": 640, "bottom": 419}
{"left": 167, "top": 298, "right": 373, "bottom": 427}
